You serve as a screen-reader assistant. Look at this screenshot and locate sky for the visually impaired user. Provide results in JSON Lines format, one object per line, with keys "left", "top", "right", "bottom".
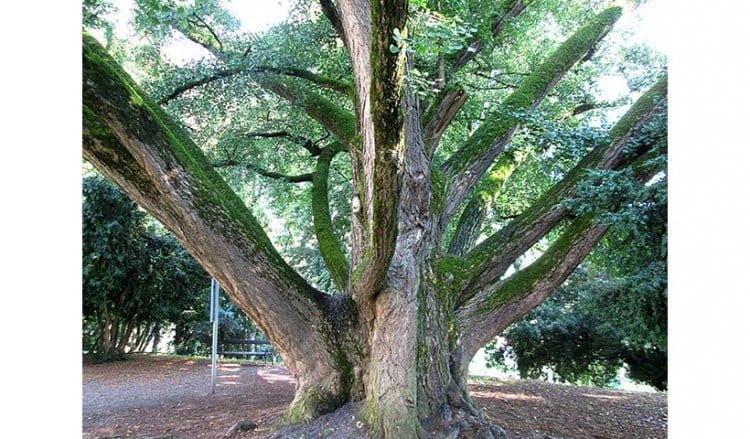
{"left": 112, "top": 0, "right": 670, "bottom": 114}
{"left": 597, "top": 0, "right": 669, "bottom": 100}
{"left": 225, "top": 0, "right": 292, "bottom": 32}
{"left": 109, "top": 0, "right": 292, "bottom": 33}
{"left": 102, "top": 0, "right": 292, "bottom": 64}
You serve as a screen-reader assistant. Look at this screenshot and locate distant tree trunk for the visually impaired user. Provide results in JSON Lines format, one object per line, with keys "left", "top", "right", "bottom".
{"left": 151, "top": 322, "right": 162, "bottom": 353}
{"left": 173, "top": 321, "right": 188, "bottom": 353}
{"left": 117, "top": 318, "right": 138, "bottom": 354}
{"left": 130, "top": 322, "right": 155, "bottom": 353}
{"left": 96, "top": 318, "right": 112, "bottom": 354}
{"left": 96, "top": 308, "right": 120, "bottom": 355}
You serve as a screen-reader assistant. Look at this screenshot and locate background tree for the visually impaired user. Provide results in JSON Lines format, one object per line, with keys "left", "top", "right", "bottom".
{"left": 82, "top": 0, "right": 667, "bottom": 436}
{"left": 83, "top": 173, "right": 213, "bottom": 359}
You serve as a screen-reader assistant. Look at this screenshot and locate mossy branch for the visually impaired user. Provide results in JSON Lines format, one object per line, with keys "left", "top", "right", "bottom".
{"left": 312, "top": 143, "right": 351, "bottom": 293}
{"left": 83, "top": 105, "right": 165, "bottom": 207}
{"left": 458, "top": 74, "right": 667, "bottom": 305}
{"left": 82, "top": 31, "right": 329, "bottom": 316}
{"left": 264, "top": 76, "right": 357, "bottom": 148}
{"left": 439, "top": 7, "right": 623, "bottom": 228}
{"left": 448, "top": 148, "right": 529, "bottom": 256}
{"left": 255, "top": 66, "right": 353, "bottom": 95}
{"left": 457, "top": 215, "right": 608, "bottom": 358}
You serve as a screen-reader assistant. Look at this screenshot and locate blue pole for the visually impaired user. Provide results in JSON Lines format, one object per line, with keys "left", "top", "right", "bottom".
{"left": 210, "top": 278, "right": 219, "bottom": 394}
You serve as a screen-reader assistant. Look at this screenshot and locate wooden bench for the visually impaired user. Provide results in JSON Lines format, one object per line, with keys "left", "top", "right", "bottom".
{"left": 218, "top": 339, "right": 275, "bottom": 361}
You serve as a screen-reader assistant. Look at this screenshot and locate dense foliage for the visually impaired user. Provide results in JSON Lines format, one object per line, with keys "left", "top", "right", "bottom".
{"left": 83, "top": 173, "right": 268, "bottom": 360}
{"left": 83, "top": 174, "right": 211, "bottom": 359}
{"left": 487, "top": 113, "right": 667, "bottom": 390}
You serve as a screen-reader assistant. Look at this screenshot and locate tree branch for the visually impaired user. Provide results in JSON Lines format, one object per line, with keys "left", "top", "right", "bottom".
{"left": 456, "top": 215, "right": 608, "bottom": 370}
{"left": 438, "top": 7, "right": 623, "bottom": 235}
{"left": 447, "top": 148, "right": 529, "bottom": 256}
{"left": 337, "top": 0, "right": 410, "bottom": 302}
{"left": 469, "top": 71, "right": 519, "bottom": 89}
{"left": 417, "top": 0, "right": 529, "bottom": 148}
{"left": 447, "top": 0, "right": 530, "bottom": 76}
{"left": 157, "top": 66, "right": 243, "bottom": 104}
{"left": 162, "top": 22, "right": 351, "bottom": 104}
{"left": 254, "top": 65, "right": 353, "bottom": 95}
{"left": 188, "top": 13, "right": 224, "bottom": 52}
{"left": 175, "top": 13, "right": 223, "bottom": 54}
{"left": 458, "top": 74, "right": 667, "bottom": 306}
{"left": 422, "top": 85, "right": 468, "bottom": 159}
{"left": 311, "top": 142, "right": 351, "bottom": 292}
{"left": 320, "top": 0, "right": 345, "bottom": 40}
{"left": 457, "top": 101, "right": 666, "bottom": 363}
{"left": 212, "top": 159, "right": 314, "bottom": 183}
{"left": 555, "top": 101, "right": 619, "bottom": 120}
{"left": 240, "top": 130, "right": 325, "bottom": 156}
{"left": 83, "top": 34, "right": 334, "bottom": 369}
{"left": 158, "top": 65, "right": 352, "bottom": 105}
{"left": 263, "top": 77, "right": 356, "bottom": 147}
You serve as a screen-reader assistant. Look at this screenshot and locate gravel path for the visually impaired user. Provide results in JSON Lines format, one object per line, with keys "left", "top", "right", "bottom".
{"left": 83, "top": 354, "right": 667, "bottom": 439}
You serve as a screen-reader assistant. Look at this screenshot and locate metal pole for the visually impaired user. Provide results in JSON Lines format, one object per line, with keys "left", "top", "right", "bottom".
{"left": 210, "top": 278, "right": 219, "bottom": 394}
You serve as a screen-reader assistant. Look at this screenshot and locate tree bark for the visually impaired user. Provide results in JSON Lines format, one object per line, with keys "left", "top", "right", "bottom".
{"left": 83, "top": 34, "right": 352, "bottom": 421}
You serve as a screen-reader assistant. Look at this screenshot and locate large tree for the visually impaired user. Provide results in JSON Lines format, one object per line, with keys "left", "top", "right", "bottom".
{"left": 82, "top": 0, "right": 667, "bottom": 437}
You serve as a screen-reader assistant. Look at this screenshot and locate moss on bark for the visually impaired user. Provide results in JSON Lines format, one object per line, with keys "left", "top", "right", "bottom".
{"left": 312, "top": 142, "right": 350, "bottom": 292}
{"left": 450, "top": 6, "right": 622, "bottom": 171}
{"left": 263, "top": 76, "right": 357, "bottom": 147}
{"left": 449, "top": 148, "right": 529, "bottom": 255}
{"left": 462, "top": 74, "right": 667, "bottom": 290}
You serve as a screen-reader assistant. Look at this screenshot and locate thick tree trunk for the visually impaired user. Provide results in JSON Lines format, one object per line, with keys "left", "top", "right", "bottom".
{"left": 269, "top": 276, "right": 504, "bottom": 438}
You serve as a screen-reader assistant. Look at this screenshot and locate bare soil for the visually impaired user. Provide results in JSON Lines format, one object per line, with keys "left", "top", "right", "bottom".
{"left": 82, "top": 354, "right": 666, "bottom": 439}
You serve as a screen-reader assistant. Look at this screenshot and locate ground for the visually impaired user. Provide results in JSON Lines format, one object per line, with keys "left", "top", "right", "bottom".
{"left": 82, "top": 354, "right": 666, "bottom": 439}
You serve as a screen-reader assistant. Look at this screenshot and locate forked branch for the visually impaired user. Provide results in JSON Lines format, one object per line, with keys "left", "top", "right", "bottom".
{"left": 438, "top": 7, "right": 623, "bottom": 232}
{"left": 458, "top": 75, "right": 668, "bottom": 306}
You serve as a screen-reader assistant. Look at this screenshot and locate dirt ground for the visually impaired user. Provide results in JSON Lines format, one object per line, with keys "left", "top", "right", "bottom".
{"left": 82, "top": 354, "right": 666, "bottom": 439}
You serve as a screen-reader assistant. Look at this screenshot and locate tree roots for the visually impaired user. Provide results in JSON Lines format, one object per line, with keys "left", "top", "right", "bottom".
{"left": 262, "top": 402, "right": 522, "bottom": 439}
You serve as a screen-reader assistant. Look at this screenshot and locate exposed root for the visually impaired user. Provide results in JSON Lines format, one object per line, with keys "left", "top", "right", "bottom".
{"left": 222, "top": 421, "right": 257, "bottom": 438}
{"left": 264, "top": 402, "right": 367, "bottom": 439}
{"left": 260, "top": 402, "right": 536, "bottom": 439}
{"left": 422, "top": 409, "right": 511, "bottom": 439}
